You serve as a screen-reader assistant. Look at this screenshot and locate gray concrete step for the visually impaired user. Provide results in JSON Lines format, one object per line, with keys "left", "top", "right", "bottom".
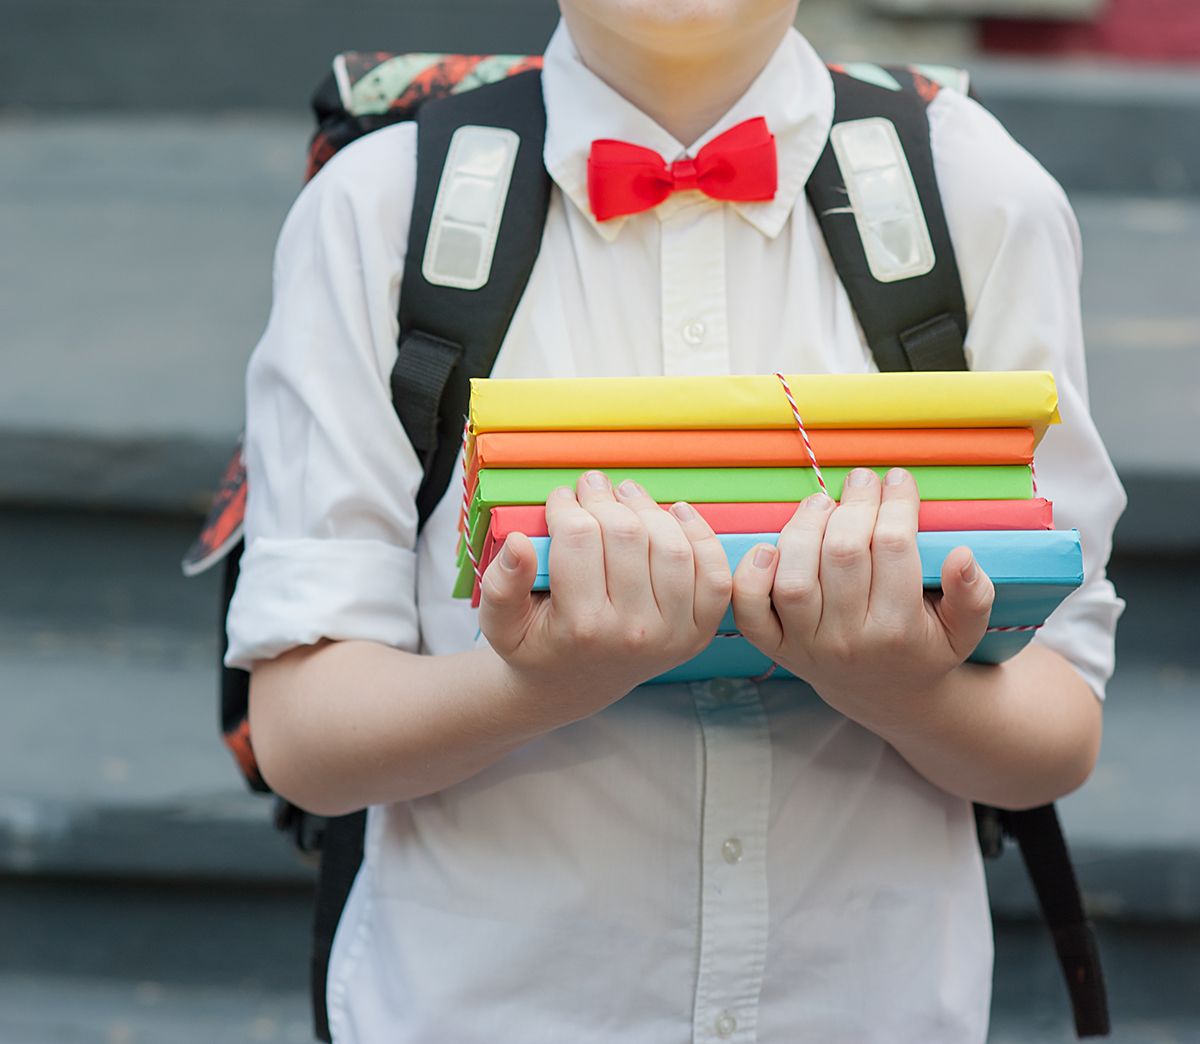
{"left": 971, "top": 59, "right": 1200, "bottom": 197}
{"left": 7, "top": 640, "right": 1193, "bottom": 910}
{"left": 1, "top": 508, "right": 1196, "bottom": 919}
{"left": 0, "top": 0, "right": 560, "bottom": 113}
{"left": 1, "top": 115, "right": 1197, "bottom": 547}
{"left": 0, "top": 508, "right": 305, "bottom": 884}
{"left": 0, "top": 976, "right": 312, "bottom": 1044}
{"left": 1, "top": 506, "right": 1195, "bottom": 1038}
{"left": 7, "top": 0, "right": 1200, "bottom": 202}
{"left": 2, "top": 824, "right": 1199, "bottom": 1038}
{"left": 0, "top": 923, "right": 1197, "bottom": 1043}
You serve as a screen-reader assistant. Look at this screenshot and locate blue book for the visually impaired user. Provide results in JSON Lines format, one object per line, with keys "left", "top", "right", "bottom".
{"left": 527, "top": 529, "right": 1082, "bottom": 678}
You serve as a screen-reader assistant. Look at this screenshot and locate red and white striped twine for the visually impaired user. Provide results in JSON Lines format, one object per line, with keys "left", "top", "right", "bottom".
{"left": 711, "top": 633, "right": 779, "bottom": 682}
{"left": 773, "top": 372, "right": 828, "bottom": 496}
{"left": 768, "top": 376, "right": 1042, "bottom": 641}
{"left": 461, "top": 420, "right": 482, "bottom": 582}
{"left": 748, "top": 372, "right": 832, "bottom": 682}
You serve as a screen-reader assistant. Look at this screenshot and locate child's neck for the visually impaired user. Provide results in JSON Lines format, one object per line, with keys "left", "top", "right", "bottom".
{"left": 562, "top": 6, "right": 798, "bottom": 149}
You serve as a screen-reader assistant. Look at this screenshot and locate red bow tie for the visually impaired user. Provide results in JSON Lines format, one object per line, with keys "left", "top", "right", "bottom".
{"left": 587, "top": 116, "right": 778, "bottom": 222}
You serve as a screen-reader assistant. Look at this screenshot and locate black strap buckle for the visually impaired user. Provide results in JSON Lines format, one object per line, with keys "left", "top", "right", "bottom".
{"left": 389, "top": 330, "right": 465, "bottom": 469}
{"left": 899, "top": 313, "right": 968, "bottom": 371}
{"left": 273, "top": 798, "right": 328, "bottom": 855}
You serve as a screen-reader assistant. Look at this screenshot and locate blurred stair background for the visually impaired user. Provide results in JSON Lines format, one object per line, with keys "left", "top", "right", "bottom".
{"left": 1, "top": 1, "right": 1198, "bottom": 1040}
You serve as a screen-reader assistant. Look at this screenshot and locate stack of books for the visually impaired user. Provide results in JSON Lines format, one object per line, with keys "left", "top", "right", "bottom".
{"left": 455, "top": 372, "right": 1082, "bottom": 683}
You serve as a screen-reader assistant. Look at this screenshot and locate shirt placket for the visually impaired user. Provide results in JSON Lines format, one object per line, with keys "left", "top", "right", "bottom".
{"left": 691, "top": 678, "right": 772, "bottom": 1044}
{"left": 658, "top": 196, "right": 731, "bottom": 376}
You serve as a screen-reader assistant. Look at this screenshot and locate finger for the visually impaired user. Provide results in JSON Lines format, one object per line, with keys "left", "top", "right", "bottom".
{"left": 935, "top": 547, "right": 996, "bottom": 661}
{"left": 544, "top": 484, "right": 607, "bottom": 617}
{"left": 732, "top": 542, "right": 784, "bottom": 655}
{"left": 867, "top": 468, "right": 924, "bottom": 631}
{"left": 615, "top": 481, "right": 694, "bottom": 627}
{"left": 771, "top": 492, "right": 834, "bottom": 641}
{"left": 667, "top": 501, "right": 733, "bottom": 634}
{"left": 818, "top": 468, "right": 881, "bottom": 635}
{"left": 575, "top": 471, "right": 656, "bottom": 617}
{"left": 478, "top": 532, "right": 540, "bottom": 656}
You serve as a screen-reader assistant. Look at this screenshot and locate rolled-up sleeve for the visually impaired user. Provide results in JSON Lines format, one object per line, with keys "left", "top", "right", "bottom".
{"left": 931, "top": 90, "right": 1127, "bottom": 699}
{"left": 225, "top": 122, "right": 424, "bottom": 669}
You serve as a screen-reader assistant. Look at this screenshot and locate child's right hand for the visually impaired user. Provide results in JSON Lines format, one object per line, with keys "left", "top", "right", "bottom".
{"left": 479, "top": 472, "right": 732, "bottom": 722}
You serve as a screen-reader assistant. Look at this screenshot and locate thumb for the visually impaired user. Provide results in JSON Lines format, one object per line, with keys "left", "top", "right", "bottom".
{"left": 478, "top": 532, "right": 539, "bottom": 657}
{"left": 935, "top": 547, "right": 995, "bottom": 661}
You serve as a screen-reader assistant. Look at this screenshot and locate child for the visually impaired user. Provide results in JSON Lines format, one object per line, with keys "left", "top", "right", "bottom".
{"left": 226, "top": 1, "right": 1125, "bottom": 1040}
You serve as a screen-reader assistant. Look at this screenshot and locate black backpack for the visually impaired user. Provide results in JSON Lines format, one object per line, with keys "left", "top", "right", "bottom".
{"left": 183, "top": 51, "right": 1109, "bottom": 1042}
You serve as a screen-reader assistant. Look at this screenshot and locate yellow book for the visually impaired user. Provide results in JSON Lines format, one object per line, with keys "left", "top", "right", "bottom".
{"left": 469, "top": 372, "right": 1061, "bottom": 439}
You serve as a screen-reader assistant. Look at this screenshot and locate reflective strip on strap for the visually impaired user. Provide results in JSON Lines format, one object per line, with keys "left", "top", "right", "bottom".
{"left": 422, "top": 124, "right": 520, "bottom": 291}
{"left": 829, "top": 116, "right": 936, "bottom": 284}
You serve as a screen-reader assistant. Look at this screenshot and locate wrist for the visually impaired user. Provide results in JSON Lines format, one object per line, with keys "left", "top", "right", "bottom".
{"left": 816, "top": 664, "right": 963, "bottom": 747}
{"left": 487, "top": 649, "right": 629, "bottom": 732}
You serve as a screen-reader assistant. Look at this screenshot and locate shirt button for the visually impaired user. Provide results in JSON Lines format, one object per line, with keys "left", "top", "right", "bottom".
{"left": 682, "top": 319, "right": 706, "bottom": 345}
{"left": 710, "top": 678, "right": 736, "bottom": 703}
{"left": 715, "top": 1011, "right": 737, "bottom": 1038}
{"left": 721, "top": 837, "right": 744, "bottom": 865}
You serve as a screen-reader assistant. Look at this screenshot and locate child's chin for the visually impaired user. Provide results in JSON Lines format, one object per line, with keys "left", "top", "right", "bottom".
{"left": 570, "top": 0, "right": 794, "bottom": 37}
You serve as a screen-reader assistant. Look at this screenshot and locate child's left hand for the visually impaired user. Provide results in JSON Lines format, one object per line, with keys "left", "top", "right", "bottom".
{"left": 731, "top": 467, "right": 997, "bottom": 732}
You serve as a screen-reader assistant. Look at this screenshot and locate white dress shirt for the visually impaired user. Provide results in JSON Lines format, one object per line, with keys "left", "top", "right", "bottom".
{"left": 227, "top": 22, "right": 1125, "bottom": 1044}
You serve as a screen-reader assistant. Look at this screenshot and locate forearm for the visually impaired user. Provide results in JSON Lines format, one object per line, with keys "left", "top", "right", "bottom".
{"left": 861, "top": 643, "right": 1103, "bottom": 810}
{"left": 248, "top": 640, "right": 572, "bottom": 816}
{"left": 247, "top": 480, "right": 734, "bottom": 817}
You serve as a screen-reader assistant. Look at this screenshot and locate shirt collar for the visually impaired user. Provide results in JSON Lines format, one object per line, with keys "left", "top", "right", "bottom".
{"left": 541, "top": 20, "right": 835, "bottom": 243}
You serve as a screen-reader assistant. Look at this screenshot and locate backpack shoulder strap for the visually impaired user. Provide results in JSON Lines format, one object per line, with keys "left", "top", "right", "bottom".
{"left": 309, "top": 70, "right": 551, "bottom": 1044}
{"left": 811, "top": 64, "right": 1110, "bottom": 1039}
{"left": 310, "top": 810, "right": 367, "bottom": 1042}
{"left": 807, "top": 65, "right": 968, "bottom": 372}
{"left": 1002, "top": 805, "right": 1111, "bottom": 1037}
{"left": 391, "top": 68, "right": 551, "bottom": 529}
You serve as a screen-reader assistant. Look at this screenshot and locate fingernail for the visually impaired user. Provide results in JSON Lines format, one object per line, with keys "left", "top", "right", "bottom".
{"left": 753, "top": 545, "right": 776, "bottom": 568}
{"left": 500, "top": 538, "right": 520, "bottom": 570}
{"left": 584, "top": 470, "right": 608, "bottom": 490}
{"left": 806, "top": 492, "right": 833, "bottom": 511}
{"left": 847, "top": 468, "right": 874, "bottom": 489}
{"left": 670, "top": 501, "right": 696, "bottom": 521}
{"left": 961, "top": 556, "right": 978, "bottom": 584}
{"left": 885, "top": 468, "right": 908, "bottom": 487}
{"left": 616, "top": 479, "right": 641, "bottom": 498}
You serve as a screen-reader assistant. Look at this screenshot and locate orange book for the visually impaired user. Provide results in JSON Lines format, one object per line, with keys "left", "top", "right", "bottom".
{"left": 466, "top": 428, "right": 1034, "bottom": 494}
